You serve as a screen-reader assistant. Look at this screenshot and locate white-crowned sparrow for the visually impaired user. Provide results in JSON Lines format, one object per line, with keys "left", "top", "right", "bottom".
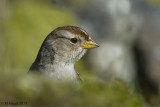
{"left": 28, "top": 26, "right": 99, "bottom": 83}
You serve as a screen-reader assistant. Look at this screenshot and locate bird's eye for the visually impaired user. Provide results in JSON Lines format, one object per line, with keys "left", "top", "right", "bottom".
{"left": 70, "top": 38, "right": 78, "bottom": 43}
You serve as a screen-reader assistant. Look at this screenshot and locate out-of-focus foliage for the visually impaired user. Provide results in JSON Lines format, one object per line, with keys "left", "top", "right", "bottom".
{"left": 143, "top": 0, "right": 160, "bottom": 7}
{"left": 0, "top": 71, "right": 146, "bottom": 107}
{"left": 2, "top": 0, "right": 77, "bottom": 73}
{"left": 61, "top": 0, "right": 92, "bottom": 10}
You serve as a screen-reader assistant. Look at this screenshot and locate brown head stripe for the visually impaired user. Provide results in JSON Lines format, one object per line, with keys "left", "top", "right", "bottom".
{"left": 54, "top": 26, "right": 90, "bottom": 40}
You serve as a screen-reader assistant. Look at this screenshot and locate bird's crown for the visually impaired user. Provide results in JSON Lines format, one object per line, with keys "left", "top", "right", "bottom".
{"left": 53, "top": 26, "right": 90, "bottom": 41}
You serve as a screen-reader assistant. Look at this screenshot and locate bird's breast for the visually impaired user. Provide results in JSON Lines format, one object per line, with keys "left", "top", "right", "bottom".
{"left": 44, "top": 64, "right": 77, "bottom": 82}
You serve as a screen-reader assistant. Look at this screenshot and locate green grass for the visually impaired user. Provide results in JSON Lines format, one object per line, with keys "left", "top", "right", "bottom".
{"left": 0, "top": 71, "right": 147, "bottom": 107}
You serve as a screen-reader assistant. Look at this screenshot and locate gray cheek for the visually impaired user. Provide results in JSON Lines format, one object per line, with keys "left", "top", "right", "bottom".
{"left": 52, "top": 39, "right": 73, "bottom": 57}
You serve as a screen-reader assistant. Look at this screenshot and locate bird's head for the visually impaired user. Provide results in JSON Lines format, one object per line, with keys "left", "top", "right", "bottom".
{"left": 40, "top": 26, "right": 99, "bottom": 64}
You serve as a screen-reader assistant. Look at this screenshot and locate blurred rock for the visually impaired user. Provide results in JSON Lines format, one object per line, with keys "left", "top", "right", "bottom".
{"left": 88, "top": 42, "right": 136, "bottom": 84}
{"left": 69, "top": 0, "right": 160, "bottom": 105}
{"left": 77, "top": 0, "right": 143, "bottom": 85}
{"left": 133, "top": 3, "right": 160, "bottom": 104}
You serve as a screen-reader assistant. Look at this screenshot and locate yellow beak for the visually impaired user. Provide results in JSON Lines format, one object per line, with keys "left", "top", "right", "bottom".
{"left": 81, "top": 40, "right": 99, "bottom": 49}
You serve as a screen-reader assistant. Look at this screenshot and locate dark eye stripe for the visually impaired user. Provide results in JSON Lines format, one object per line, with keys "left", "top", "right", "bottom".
{"left": 55, "top": 37, "right": 66, "bottom": 39}
{"left": 55, "top": 37, "right": 78, "bottom": 44}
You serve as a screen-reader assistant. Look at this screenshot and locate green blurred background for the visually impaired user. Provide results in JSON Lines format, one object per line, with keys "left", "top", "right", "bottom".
{"left": 0, "top": 0, "right": 160, "bottom": 106}
{"left": 1, "top": 0, "right": 77, "bottom": 73}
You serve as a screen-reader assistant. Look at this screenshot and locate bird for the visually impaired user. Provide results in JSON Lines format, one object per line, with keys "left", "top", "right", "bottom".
{"left": 28, "top": 26, "right": 99, "bottom": 83}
